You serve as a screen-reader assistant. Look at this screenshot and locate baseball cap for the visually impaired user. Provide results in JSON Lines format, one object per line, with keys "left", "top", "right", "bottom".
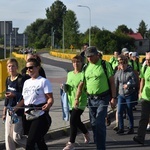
{"left": 132, "top": 52, "right": 139, "bottom": 58}
{"left": 129, "top": 52, "right": 132, "bottom": 56}
{"left": 122, "top": 48, "right": 128, "bottom": 53}
{"left": 85, "top": 46, "right": 98, "bottom": 57}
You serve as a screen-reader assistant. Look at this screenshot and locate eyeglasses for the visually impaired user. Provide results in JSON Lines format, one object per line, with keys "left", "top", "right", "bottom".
{"left": 146, "top": 59, "right": 150, "bottom": 61}
{"left": 26, "top": 66, "right": 35, "bottom": 70}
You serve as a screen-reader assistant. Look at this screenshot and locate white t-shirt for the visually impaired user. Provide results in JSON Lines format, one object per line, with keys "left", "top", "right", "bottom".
{"left": 22, "top": 76, "right": 52, "bottom": 112}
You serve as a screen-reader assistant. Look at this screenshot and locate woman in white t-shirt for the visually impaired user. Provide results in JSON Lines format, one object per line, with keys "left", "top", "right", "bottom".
{"left": 15, "top": 58, "right": 54, "bottom": 150}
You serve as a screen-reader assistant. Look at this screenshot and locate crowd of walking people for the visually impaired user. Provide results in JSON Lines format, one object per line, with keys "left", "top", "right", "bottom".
{"left": 1, "top": 45, "right": 150, "bottom": 150}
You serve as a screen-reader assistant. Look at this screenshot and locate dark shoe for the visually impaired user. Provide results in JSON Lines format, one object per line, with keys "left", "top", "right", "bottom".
{"left": 113, "top": 126, "right": 119, "bottom": 131}
{"left": 116, "top": 129, "right": 124, "bottom": 134}
{"left": 127, "top": 128, "right": 134, "bottom": 134}
{"left": 133, "top": 106, "right": 137, "bottom": 111}
{"left": 133, "top": 136, "right": 144, "bottom": 145}
{"left": 106, "top": 116, "right": 111, "bottom": 126}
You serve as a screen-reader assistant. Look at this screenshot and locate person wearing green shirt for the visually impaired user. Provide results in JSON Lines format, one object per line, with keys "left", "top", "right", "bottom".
{"left": 84, "top": 46, "right": 116, "bottom": 150}
{"left": 133, "top": 52, "right": 150, "bottom": 145}
{"left": 129, "top": 52, "right": 142, "bottom": 109}
{"left": 109, "top": 51, "right": 119, "bottom": 70}
{"left": 63, "top": 55, "right": 90, "bottom": 150}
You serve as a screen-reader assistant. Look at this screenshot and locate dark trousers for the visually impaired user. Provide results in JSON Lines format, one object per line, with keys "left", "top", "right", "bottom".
{"left": 26, "top": 113, "right": 51, "bottom": 150}
{"left": 69, "top": 108, "right": 88, "bottom": 143}
{"left": 137, "top": 99, "right": 150, "bottom": 141}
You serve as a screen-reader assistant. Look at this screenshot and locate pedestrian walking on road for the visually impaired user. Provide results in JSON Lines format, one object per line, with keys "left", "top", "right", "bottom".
{"left": 62, "top": 55, "right": 90, "bottom": 150}
{"left": 133, "top": 52, "right": 150, "bottom": 144}
{"left": 15, "top": 58, "right": 54, "bottom": 150}
{"left": 115, "top": 55, "right": 137, "bottom": 135}
{"left": 2, "top": 58, "right": 26, "bottom": 150}
{"left": 84, "top": 46, "right": 116, "bottom": 150}
{"left": 21, "top": 53, "right": 46, "bottom": 80}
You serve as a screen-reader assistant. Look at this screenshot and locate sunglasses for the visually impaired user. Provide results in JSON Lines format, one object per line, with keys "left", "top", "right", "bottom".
{"left": 26, "top": 66, "right": 35, "bottom": 70}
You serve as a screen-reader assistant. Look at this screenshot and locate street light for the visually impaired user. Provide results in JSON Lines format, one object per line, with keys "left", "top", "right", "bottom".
{"left": 10, "top": 32, "right": 12, "bottom": 58}
{"left": 78, "top": 5, "right": 91, "bottom": 46}
{"left": 4, "top": 21, "right": 6, "bottom": 59}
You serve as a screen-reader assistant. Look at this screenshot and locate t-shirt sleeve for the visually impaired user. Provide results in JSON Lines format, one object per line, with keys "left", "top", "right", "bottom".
{"left": 43, "top": 79, "right": 53, "bottom": 94}
{"left": 139, "top": 66, "right": 145, "bottom": 79}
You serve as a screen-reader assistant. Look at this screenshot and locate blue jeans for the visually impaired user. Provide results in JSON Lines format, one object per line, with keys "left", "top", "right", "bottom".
{"left": 117, "top": 94, "right": 134, "bottom": 130}
{"left": 88, "top": 95, "right": 110, "bottom": 150}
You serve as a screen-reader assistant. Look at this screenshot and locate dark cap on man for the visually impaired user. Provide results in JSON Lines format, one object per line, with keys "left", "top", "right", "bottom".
{"left": 85, "top": 46, "right": 98, "bottom": 57}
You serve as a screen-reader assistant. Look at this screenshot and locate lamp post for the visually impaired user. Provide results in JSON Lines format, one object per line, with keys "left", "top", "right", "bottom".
{"left": 4, "top": 21, "right": 6, "bottom": 59}
{"left": 78, "top": 5, "right": 91, "bottom": 46}
{"left": 10, "top": 32, "right": 12, "bottom": 58}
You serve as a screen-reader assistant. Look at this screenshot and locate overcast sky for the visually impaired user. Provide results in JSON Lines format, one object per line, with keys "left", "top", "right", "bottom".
{"left": 0, "top": 0, "right": 150, "bottom": 33}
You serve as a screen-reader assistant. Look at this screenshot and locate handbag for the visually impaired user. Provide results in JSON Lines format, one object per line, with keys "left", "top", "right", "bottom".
{"left": 25, "top": 110, "right": 42, "bottom": 120}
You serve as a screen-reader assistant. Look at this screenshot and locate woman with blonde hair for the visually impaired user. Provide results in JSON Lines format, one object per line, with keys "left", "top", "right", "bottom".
{"left": 2, "top": 58, "right": 26, "bottom": 150}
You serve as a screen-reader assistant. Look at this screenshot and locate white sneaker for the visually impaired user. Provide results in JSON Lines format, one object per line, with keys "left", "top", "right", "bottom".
{"left": 63, "top": 142, "right": 75, "bottom": 150}
{"left": 83, "top": 132, "right": 91, "bottom": 143}
{"left": 147, "top": 124, "right": 150, "bottom": 131}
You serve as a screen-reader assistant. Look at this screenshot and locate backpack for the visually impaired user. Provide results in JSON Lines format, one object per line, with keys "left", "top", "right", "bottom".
{"left": 143, "top": 65, "right": 147, "bottom": 74}
{"left": 130, "top": 60, "right": 140, "bottom": 72}
{"left": 101, "top": 60, "right": 112, "bottom": 95}
{"left": 83, "top": 59, "right": 112, "bottom": 95}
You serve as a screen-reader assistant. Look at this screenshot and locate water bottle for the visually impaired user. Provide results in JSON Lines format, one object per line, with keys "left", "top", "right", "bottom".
{"left": 11, "top": 112, "right": 19, "bottom": 124}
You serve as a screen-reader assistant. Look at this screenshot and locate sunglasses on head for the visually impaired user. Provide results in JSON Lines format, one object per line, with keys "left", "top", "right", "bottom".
{"left": 26, "top": 66, "right": 35, "bottom": 70}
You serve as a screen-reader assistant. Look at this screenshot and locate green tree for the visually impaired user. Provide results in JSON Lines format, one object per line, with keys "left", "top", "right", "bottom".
{"left": 63, "top": 10, "right": 80, "bottom": 49}
{"left": 46, "top": 0, "right": 67, "bottom": 47}
{"left": 137, "top": 20, "right": 147, "bottom": 38}
{"left": 25, "top": 18, "right": 46, "bottom": 47}
{"left": 94, "top": 29, "right": 115, "bottom": 53}
{"left": 115, "top": 24, "right": 130, "bottom": 34}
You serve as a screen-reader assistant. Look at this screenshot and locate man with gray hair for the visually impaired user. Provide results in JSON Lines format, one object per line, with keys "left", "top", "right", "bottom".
{"left": 84, "top": 46, "right": 116, "bottom": 150}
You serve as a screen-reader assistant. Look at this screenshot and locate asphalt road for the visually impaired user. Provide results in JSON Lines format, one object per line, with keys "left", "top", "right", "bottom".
{"left": 45, "top": 103, "right": 150, "bottom": 150}
{"left": 39, "top": 53, "right": 150, "bottom": 150}
{"left": 40, "top": 52, "right": 73, "bottom": 72}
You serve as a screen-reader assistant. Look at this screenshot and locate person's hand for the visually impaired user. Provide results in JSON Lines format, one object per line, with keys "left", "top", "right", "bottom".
{"left": 110, "top": 98, "right": 116, "bottom": 110}
{"left": 74, "top": 99, "right": 79, "bottom": 109}
{"left": 42, "top": 100, "right": 53, "bottom": 111}
{"left": 123, "top": 84, "right": 128, "bottom": 89}
{"left": 2, "top": 115, "right": 6, "bottom": 123}
{"left": 60, "top": 84, "right": 63, "bottom": 89}
{"left": 138, "top": 93, "right": 142, "bottom": 100}
{"left": 5, "top": 92, "right": 15, "bottom": 99}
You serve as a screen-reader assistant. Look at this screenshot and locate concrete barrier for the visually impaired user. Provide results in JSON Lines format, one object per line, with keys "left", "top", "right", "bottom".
{"left": 50, "top": 51, "right": 145, "bottom": 62}
{"left": 0, "top": 51, "right": 145, "bottom": 98}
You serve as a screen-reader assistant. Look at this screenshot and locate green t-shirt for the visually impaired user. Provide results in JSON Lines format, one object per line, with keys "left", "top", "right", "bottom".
{"left": 109, "top": 56, "right": 118, "bottom": 70}
{"left": 140, "top": 66, "right": 150, "bottom": 101}
{"left": 85, "top": 59, "right": 113, "bottom": 94}
{"left": 129, "top": 60, "right": 142, "bottom": 72}
{"left": 66, "top": 71, "right": 87, "bottom": 110}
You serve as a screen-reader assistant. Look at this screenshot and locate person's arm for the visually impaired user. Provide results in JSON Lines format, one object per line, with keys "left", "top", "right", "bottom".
{"left": 13, "top": 99, "right": 24, "bottom": 112}
{"left": 2, "top": 106, "right": 7, "bottom": 121}
{"left": 74, "top": 82, "right": 84, "bottom": 108}
{"left": 139, "top": 78, "right": 145, "bottom": 99}
{"left": 42, "top": 93, "right": 54, "bottom": 111}
{"left": 109, "top": 76, "right": 117, "bottom": 109}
